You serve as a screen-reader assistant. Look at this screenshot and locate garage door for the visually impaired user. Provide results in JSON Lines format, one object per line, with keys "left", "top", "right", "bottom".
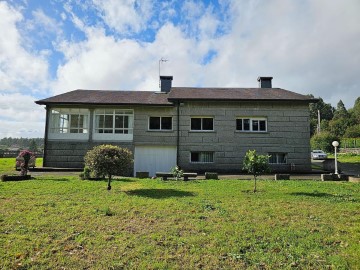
{"left": 134, "top": 146, "right": 177, "bottom": 177}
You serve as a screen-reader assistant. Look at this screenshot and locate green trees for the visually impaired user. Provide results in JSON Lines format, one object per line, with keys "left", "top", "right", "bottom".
{"left": 310, "top": 132, "right": 337, "bottom": 153}
{"left": 242, "top": 150, "right": 270, "bottom": 192}
{"left": 84, "top": 145, "right": 133, "bottom": 190}
{"left": 310, "top": 96, "right": 360, "bottom": 151}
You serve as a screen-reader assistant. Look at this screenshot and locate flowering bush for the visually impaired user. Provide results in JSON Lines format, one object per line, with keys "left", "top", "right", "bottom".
{"left": 17, "top": 150, "right": 35, "bottom": 176}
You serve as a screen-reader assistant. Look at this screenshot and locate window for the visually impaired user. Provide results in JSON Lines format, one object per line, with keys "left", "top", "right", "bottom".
{"left": 191, "top": 117, "right": 213, "bottom": 131}
{"left": 190, "top": 152, "right": 214, "bottom": 163}
{"left": 149, "top": 116, "right": 172, "bottom": 130}
{"left": 236, "top": 118, "right": 267, "bottom": 132}
{"left": 269, "top": 153, "right": 287, "bottom": 164}
{"left": 95, "top": 109, "right": 133, "bottom": 134}
{"left": 50, "top": 108, "right": 89, "bottom": 134}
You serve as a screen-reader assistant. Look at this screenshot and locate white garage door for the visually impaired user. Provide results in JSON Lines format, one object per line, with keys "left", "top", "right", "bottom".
{"left": 134, "top": 146, "right": 177, "bottom": 177}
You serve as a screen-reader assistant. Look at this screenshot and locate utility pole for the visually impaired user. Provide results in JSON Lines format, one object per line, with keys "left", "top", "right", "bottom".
{"left": 317, "top": 110, "right": 321, "bottom": 134}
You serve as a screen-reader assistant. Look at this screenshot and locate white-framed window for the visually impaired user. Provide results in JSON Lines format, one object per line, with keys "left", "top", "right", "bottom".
{"left": 149, "top": 116, "right": 172, "bottom": 131}
{"left": 236, "top": 118, "right": 267, "bottom": 132}
{"left": 269, "top": 153, "right": 287, "bottom": 164}
{"left": 191, "top": 117, "right": 214, "bottom": 131}
{"left": 190, "top": 152, "right": 214, "bottom": 163}
{"left": 94, "top": 109, "right": 133, "bottom": 134}
{"left": 50, "top": 108, "right": 89, "bottom": 134}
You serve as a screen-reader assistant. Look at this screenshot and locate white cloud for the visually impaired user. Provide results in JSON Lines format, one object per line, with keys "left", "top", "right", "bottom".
{"left": 0, "top": 92, "right": 45, "bottom": 138}
{"left": 92, "top": 0, "right": 154, "bottom": 34}
{"left": 0, "top": 2, "right": 49, "bottom": 92}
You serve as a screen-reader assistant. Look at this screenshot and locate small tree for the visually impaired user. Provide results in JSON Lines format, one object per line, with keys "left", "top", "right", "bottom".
{"left": 242, "top": 150, "right": 270, "bottom": 192}
{"left": 84, "top": 145, "right": 133, "bottom": 190}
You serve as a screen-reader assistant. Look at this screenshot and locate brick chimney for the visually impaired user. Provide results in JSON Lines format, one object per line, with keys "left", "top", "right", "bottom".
{"left": 257, "top": 77, "right": 273, "bottom": 88}
{"left": 160, "top": 76, "right": 173, "bottom": 93}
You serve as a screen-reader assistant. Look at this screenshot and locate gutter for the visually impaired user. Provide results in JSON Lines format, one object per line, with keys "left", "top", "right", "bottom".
{"left": 176, "top": 101, "right": 180, "bottom": 166}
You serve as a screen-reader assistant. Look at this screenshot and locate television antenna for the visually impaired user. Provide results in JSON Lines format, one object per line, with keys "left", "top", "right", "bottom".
{"left": 159, "top": 58, "right": 169, "bottom": 88}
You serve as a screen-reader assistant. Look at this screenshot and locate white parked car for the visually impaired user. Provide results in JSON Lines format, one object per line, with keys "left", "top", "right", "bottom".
{"left": 311, "top": 150, "right": 327, "bottom": 160}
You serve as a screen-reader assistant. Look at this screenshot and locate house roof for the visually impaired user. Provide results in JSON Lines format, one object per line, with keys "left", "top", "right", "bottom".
{"left": 168, "top": 87, "right": 315, "bottom": 102}
{"left": 35, "top": 89, "right": 173, "bottom": 106}
{"left": 35, "top": 87, "right": 317, "bottom": 106}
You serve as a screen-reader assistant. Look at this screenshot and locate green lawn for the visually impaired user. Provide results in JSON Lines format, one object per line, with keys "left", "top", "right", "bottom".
{"left": 1, "top": 163, "right": 360, "bottom": 269}
{"left": 0, "top": 158, "right": 43, "bottom": 175}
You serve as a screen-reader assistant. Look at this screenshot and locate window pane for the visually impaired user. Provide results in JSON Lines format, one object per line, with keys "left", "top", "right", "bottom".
{"left": 236, "top": 119, "right": 243, "bottom": 130}
{"left": 115, "top": 116, "right": 124, "bottom": 128}
{"left": 259, "top": 120, "right": 266, "bottom": 131}
{"left": 96, "top": 115, "right": 104, "bottom": 128}
{"left": 191, "top": 118, "right": 202, "bottom": 130}
{"left": 202, "top": 118, "right": 213, "bottom": 130}
{"left": 149, "top": 117, "right": 160, "bottom": 129}
{"left": 104, "top": 115, "right": 113, "bottom": 128}
{"left": 201, "top": 152, "right": 214, "bottom": 162}
{"left": 243, "top": 119, "right": 250, "bottom": 130}
{"left": 252, "top": 120, "right": 259, "bottom": 131}
{"left": 70, "top": 115, "right": 79, "bottom": 128}
{"left": 161, "top": 117, "right": 172, "bottom": 130}
{"left": 191, "top": 152, "right": 200, "bottom": 162}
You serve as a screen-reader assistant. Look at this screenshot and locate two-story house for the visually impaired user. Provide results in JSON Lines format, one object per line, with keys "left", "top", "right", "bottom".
{"left": 35, "top": 76, "right": 317, "bottom": 176}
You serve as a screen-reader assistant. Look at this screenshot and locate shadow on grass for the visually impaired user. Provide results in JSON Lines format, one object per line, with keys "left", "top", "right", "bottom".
{"left": 291, "top": 192, "right": 334, "bottom": 198}
{"left": 81, "top": 178, "right": 135, "bottom": 182}
{"left": 291, "top": 192, "right": 358, "bottom": 202}
{"left": 125, "top": 188, "right": 195, "bottom": 199}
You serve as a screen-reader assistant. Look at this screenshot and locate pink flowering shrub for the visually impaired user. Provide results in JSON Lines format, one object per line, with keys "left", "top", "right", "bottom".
{"left": 17, "top": 150, "right": 35, "bottom": 176}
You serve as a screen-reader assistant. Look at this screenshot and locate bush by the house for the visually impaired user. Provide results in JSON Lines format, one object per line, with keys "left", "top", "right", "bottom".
{"left": 84, "top": 145, "right": 133, "bottom": 190}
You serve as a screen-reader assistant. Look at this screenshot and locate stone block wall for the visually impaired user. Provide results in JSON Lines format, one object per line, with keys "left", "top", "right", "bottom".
{"left": 177, "top": 101, "right": 311, "bottom": 173}
{"left": 44, "top": 141, "right": 133, "bottom": 168}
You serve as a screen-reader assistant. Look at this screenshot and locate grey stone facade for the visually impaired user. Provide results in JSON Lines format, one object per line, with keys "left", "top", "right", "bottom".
{"left": 44, "top": 100, "right": 311, "bottom": 173}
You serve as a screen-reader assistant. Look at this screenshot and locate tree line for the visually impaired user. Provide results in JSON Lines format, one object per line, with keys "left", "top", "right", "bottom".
{"left": 309, "top": 96, "right": 360, "bottom": 152}
{"left": 0, "top": 137, "right": 44, "bottom": 152}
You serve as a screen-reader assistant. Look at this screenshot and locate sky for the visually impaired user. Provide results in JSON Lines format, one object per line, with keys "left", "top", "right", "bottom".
{"left": 0, "top": 0, "right": 359, "bottom": 138}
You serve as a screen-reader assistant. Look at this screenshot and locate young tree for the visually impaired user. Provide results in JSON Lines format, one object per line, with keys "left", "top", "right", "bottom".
{"left": 242, "top": 150, "right": 270, "bottom": 192}
{"left": 84, "top": 145, "right": 133, "bottom": 190}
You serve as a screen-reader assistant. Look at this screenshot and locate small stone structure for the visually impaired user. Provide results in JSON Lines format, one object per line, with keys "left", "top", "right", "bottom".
{"left": 274, "top": 174, "right": 290, "bottom": 180}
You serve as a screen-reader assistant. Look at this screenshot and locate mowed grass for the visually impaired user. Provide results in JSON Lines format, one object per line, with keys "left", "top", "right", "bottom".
{"left": 0, "top": 159, "right": 360, "bottom": 269}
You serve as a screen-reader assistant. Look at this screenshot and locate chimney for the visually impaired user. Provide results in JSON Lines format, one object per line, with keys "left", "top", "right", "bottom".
{"left": 257, "top": 77, "right": 273, "bottom": 88}
{"left": 160, "top": 76, "right": 173, "bottom": 93}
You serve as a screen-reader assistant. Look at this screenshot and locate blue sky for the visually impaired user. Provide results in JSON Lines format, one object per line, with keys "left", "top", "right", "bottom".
{"left": 1, "top": 0, "right": 360, "bottom": 138}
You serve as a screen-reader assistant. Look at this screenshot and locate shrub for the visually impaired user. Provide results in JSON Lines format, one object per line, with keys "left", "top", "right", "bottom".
{"left": 242, "top": 150, "right": 270, "bottom": 192}
{"left": 310, "top": 132, "right": 338, "bottom": 153}
{"left": 171, "top": 166, "right": 183, "bottom": 181}
{"left": 84, "top": 145, "right": 133, "bottom": 190}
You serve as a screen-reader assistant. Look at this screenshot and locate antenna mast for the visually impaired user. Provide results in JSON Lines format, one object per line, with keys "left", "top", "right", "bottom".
{"left": 159, "top": 58, "right": 169, "bottom": 89}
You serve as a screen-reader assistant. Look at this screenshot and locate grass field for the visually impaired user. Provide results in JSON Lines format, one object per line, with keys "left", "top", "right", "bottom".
{"left": 1, "top": 157, "right": 360, "bottom": 269}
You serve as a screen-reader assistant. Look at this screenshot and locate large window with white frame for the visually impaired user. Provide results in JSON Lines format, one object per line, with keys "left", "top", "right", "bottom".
{"left": 50, "top": 108, "right": 89, "bottom": 134}
{"left": 236, "top": 117, "right": 267, "bottom": 132}
{"left": 94, "top": 109, "right": 133, "bottom": 134}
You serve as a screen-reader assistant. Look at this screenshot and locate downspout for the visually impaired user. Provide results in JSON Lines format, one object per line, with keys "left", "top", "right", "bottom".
{"left": 43, "top": 106, "right": 50, "bottom": 167}
{"left": 176, "top": 101, "right": 180, "bottom": 166}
